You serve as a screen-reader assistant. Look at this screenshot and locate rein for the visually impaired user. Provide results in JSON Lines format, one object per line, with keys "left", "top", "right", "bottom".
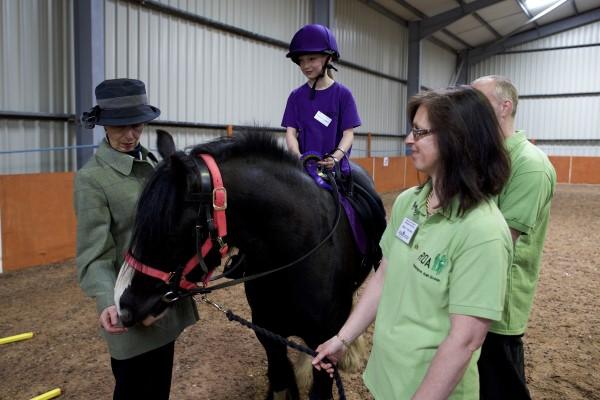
{"left": 128, "top": 154, "right": 343, "bottom": 303}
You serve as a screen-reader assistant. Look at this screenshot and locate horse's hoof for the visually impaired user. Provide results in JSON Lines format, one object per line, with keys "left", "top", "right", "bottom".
{"left": 272, "top": 390, "right": 288, "bottom": 400}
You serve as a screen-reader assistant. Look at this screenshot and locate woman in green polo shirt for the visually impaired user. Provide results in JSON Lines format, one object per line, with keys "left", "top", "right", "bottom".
{"left": 313, "top": 86, "right": 513, "bottom": 399}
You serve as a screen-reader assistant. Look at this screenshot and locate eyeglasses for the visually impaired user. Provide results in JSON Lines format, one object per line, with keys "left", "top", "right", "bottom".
{"left": 408, "top": 127, "right": 435, "bottom": 141}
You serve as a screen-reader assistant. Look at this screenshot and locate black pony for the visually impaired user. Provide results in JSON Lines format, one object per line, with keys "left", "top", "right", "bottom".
{"left": 115, "top": 131, "right": 385, "bottom": 399}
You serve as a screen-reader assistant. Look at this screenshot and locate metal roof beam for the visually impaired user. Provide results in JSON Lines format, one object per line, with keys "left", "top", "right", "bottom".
{"left": 391, "top": 0, "right": 464, "bottom": 51}
{"left": 472, "top": 11, "right": 503, "bottom": 38}
{"left": 360, "top": 0, "right": 408, "bottom": 25}
{"left": 407, "top": 21, "right": 421, "bottom": 132}
{"left": 441, "top": 28, "right": 474, "bottom": 48}
{"left": 469, "top": 6, "right": 600, "bottom": 64}
{"left": 456, "top": 0, "right": 502, "bottom": 39}
{"left": 74, "top": 0, "right": 104, "bottom": 169}
{"left": 429, "top": 36, "right": 461, "bottom": 53}
{"left": 393, "top": 0, "right": 427, "bottom": 18}
{"left": 420, "top": 0, "right": 503, "bottom": 38}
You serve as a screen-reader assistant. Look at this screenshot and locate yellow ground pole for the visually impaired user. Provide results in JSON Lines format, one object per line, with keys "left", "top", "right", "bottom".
{"left": 30, "top": 388, "right": 62, "bottom": 400}
{"left": 0, "top": 332, "right": 34, "bottom": 344}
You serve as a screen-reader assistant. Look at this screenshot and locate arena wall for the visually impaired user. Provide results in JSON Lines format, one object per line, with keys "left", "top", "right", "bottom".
{"left": 1, "top": 156, "right": 598, "bottom": 271}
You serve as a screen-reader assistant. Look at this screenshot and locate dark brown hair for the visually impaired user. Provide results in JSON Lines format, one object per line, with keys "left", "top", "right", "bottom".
{"left": 408, "top": 86, "right": 511, "bottom": 215}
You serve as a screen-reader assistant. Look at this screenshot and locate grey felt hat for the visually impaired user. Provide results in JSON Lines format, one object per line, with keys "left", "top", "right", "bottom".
{"left": 82, "top": 78, "right": 161, "bottom": 128}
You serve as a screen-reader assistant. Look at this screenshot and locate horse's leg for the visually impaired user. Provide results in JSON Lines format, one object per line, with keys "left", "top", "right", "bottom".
{"left": 257, "top": 334, "right": 299, "bottom": 400}
{"left": 308, "top": 368, "right": 334, "bottom": 400}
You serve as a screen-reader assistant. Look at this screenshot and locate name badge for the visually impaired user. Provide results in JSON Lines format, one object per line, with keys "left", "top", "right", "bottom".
{"left": 396, "top": 217, "right": 418, "bottom": 244}
{"left": 314, "top": 111, "right": 332, "bottom": 127}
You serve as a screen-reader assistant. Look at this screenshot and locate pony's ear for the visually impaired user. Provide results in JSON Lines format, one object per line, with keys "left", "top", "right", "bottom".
{"left": 157, "top": 129, "right": 176, "bottom": 159}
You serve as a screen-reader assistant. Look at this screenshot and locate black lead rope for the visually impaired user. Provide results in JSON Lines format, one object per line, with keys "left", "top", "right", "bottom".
{"left": 201, "top": 296, "right": 346, "bottom": 400}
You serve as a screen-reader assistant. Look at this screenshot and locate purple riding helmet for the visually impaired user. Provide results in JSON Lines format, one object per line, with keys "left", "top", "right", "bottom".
{"left": 286, "top": 24, "right": 340, "bottom": 63}
{"left": 287, "top": 24, "right": 340, "bottom": 99}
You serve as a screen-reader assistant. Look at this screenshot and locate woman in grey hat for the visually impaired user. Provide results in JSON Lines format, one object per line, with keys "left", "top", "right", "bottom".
{"left": 74, "top": 78, "right": 198, "bottom": 399}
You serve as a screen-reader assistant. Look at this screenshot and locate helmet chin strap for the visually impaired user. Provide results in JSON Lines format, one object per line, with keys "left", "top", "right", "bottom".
{"left": 310, "top": 55, "right": 337, "bottom": 100}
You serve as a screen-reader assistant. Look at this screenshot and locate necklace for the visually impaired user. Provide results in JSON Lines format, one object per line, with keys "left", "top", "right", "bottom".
{"left": 426, "top": 190, "right": 435, "bottom": 216}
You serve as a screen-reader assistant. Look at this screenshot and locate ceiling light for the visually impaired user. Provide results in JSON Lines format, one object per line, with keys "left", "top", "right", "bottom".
{"left": 524, "top": 0, "right": 561, "bottom": 12}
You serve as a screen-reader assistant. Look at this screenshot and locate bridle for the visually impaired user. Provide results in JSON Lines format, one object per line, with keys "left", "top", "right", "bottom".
{"left": 126, "top": 153, "right": 229, "bottom": 301}
{"left": 125, "top": 152, "right": 342, "bottom": 305}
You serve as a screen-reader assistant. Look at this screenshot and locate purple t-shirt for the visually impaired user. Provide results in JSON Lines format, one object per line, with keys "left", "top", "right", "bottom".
{"left": 281, "top": 82, "right": 361, "bottom": 155}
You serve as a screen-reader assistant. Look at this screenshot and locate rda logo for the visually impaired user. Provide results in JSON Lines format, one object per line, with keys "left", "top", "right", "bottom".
{"left": 432, "top": 254, "right": 448, "bottom": 274}
{"left": 418, "top": 252, "right": 448, "bottom": 275}
{"left": 412, "top": 201, "right": 419, "bottom": 216}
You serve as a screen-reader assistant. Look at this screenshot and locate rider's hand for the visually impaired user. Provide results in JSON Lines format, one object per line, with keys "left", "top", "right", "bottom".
{"left": 312, "top": 335, "right": 347, "bottom": 377}
{"left": 317, "top": 156, "right": 337, "bottom": 170}
{"left": 100, "top": 305, "right": 128, "bottom": 334}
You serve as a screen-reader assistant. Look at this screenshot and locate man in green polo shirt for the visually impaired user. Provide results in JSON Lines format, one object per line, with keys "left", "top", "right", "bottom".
{"left": 473, "top": 75, "right": 557, "bottom": 399}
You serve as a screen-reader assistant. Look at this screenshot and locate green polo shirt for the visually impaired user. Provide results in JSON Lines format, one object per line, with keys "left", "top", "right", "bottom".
{"left": 363, "top": 183, "right": 512, "bottom": 400}
{"left": 492, "top": 131, "right": 556, "bottom": 335}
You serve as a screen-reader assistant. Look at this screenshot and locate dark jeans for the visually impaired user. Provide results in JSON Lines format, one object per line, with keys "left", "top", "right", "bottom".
{"left": 478, "top": 332, "right": 532, "bottom": 400}
{"left": 111, "top": 341, "right": 175, "bottom": 400}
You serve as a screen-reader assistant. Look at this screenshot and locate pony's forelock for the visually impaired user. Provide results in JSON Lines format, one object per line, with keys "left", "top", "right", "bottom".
{"left": 129, "top": 155, "right": 187, "bottom": 261}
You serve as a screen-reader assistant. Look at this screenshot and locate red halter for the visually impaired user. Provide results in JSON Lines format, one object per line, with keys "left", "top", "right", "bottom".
{"left": 126, "top": 153, "right": 228, "bottom": 290}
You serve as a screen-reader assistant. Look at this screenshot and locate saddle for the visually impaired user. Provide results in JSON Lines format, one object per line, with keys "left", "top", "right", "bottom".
{"left": 341, "top": 162, "right": 386, "bottom": 271}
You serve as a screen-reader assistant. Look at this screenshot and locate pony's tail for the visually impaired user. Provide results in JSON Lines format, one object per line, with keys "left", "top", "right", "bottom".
{"left": 338, "top": 291, "right": 371, "bottom": 372}
{"left": 293, "top": 295, "right": 370, "bottom": 392}
{"left": 292, "top": 332, "right": 369, "bottom": 394}
{"left": 338, "top": 332, "right": 368, "bottom": 372}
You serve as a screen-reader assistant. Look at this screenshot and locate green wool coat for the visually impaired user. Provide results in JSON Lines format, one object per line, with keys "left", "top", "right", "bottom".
{"left": 74, "top": 139, "right": 198, "bottom": 360}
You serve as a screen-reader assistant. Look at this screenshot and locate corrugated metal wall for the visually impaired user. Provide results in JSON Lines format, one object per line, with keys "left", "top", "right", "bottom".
{"left": 471, "top": 48, "right": 600, "bottom": 95}
{"left": 422, "top": 40, "right": 456, "bottom": 90}
{"left": 538, "top": 145, "right": 600, "bottom": 156}
{"left": 509, "top": 22, "right": 600, "bottom": 50}
{"left": 518, "top": 96, "right": 600, "bottom": 141}
{"left": 1, "top": 0, "right": 468, "bottom": 173}
{"left": 152, "top": 0, "right": 311, "bottom": 43}
{"left": 0, "top": 0, "right": 74, "bottom": 174}
{"left": 469, "top": 21, "right": 600, "bottom": 154}
{"left": 334, "top": 0, "right": 407, "bottom": 138}
{"left": 105, "top": 0, "right": 408, "bottom": 153}
{"left": 335, "top": 0, "right": 407, "bottom": 79}
{"left": 105, "top": 0, "right": 406, "bottom": 150}
{"left": 104, "top": 0, "right": 308, "bottom": 128}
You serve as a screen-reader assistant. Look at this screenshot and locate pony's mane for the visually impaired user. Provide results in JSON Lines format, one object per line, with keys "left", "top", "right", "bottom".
{"left": 129, "top": 153, "right": 187, "bottom": 259}
{"left": 190, "top": 131, "right": 300, "bottom": 168}
{"left": 129, "top": 132, "right": 300, "bottom": 258}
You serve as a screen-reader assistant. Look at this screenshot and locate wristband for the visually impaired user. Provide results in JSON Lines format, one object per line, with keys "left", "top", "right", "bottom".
{"left": 336, "top": 334, "right": 351, "bottom": 348}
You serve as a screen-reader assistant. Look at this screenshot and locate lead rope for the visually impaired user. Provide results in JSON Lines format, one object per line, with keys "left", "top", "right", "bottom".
{"left": 200, "top": 295, "right": 346, "bottom": 400}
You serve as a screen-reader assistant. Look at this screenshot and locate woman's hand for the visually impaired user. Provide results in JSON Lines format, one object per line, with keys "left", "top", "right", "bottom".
{"left": 311, "top": 335, "right": 347, "bottom": 377}
{"left": 100, "top": 305, "right": 128, "bottom": 334}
